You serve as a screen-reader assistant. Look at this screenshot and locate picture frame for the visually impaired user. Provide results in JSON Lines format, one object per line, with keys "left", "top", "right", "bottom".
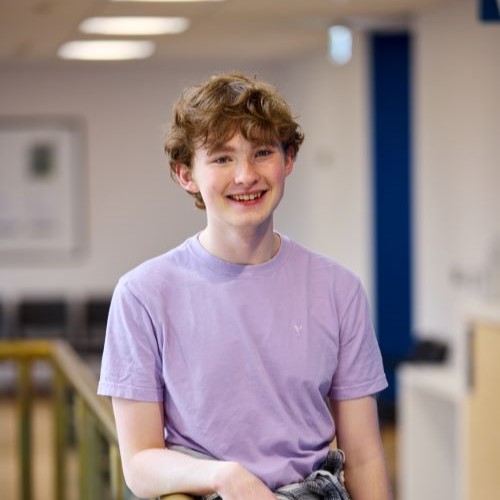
{"left": 0, "top": 116, "right": 86, "bottom": 262}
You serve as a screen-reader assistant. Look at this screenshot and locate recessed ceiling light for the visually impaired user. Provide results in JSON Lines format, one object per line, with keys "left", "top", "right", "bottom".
{"left": 57, "top": 40, "right": 155, "bottom": 61}
{"left": 79, "top": 17, "right": 190, "bottom": 35}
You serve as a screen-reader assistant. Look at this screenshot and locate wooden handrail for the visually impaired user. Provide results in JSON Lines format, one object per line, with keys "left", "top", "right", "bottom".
{"left": 0, "top": 340, "right": 120, "bottom": 499}
{"left": 0, "top": 339, "right": 114, "bottom": 437}
{"left": 0, "top": 339, "right": 194, "bottom": 500}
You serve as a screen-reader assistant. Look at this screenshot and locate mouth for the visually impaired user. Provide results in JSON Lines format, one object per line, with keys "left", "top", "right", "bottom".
{"left": 228, "top": 191, "right": 266, "bottom": 202}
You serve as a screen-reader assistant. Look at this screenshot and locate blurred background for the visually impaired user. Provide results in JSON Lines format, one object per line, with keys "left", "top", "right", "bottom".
{"left": 0, "top": 0, "right": 499, "bottom": 499}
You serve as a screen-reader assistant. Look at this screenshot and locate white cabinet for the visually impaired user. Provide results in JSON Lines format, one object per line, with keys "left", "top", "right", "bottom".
{"left": 398, "top": 314, "right": 500, "bottom": 500}
{"left": 398, "top": 365, "right": 467, "bottom": 500}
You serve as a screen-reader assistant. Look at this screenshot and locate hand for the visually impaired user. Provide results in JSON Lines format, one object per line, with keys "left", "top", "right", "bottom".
{"left": 212, "top": 461, "right": 276, "bottom": 500}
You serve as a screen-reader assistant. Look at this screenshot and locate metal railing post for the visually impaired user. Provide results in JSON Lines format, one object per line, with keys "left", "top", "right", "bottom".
{"left": 53, "top": 368, "right": 68, "bottom": 500}
{"left": 110, "top": 443, "right": 125, "bottom": 500}
{"left": 18, "top": 359, "right": 33, "bottom": 500}
{"left": 76, "top": 395, "right": 102, "bottom": 500}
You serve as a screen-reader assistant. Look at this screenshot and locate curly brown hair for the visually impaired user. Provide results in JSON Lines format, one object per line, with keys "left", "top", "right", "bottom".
{"left": 164, "top": 72, "right": 304, "bottom": 209}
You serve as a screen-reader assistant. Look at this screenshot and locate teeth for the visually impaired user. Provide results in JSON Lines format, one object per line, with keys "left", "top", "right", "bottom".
{"left": 232, "top": 192, "right": 262, "bottom": 201}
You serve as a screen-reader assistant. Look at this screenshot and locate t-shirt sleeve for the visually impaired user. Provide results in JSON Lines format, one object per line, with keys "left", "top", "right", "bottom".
{"left": 329, "top": 281, "right": 388, "bottom": 401}
{"left": 97, "top": 278, "right": 164, "bottom": 401}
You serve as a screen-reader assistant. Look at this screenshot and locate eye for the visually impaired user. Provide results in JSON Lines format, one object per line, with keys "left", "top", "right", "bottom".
{"left": 255, "top": 148, "right": 273, "bottom": 158}
{"left": 214, "top": 155, "right": 231, "bottom": 165}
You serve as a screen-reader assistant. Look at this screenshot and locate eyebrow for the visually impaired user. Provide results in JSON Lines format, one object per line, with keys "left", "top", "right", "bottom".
{"left": 208, "top": 144, "right": 237, "bottom": 155}
{"left": 203, "top": 147, "right": 233, "bottom": 160}
{"left": 206, "top": 140, "right": 279, "bottom": 157}
{"left": 214, "top": 141, "right": 277, "bottom": 151}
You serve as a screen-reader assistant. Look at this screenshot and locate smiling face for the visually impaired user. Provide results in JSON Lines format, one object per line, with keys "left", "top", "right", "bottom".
{"left": 176, "top": 132, "right": 294, "bottom": 237}
{"left": 164, "top": 72, "right": 304, "bottom": 211}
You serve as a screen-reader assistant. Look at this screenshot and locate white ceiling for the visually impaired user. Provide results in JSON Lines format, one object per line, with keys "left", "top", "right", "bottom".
{"left": 0, "top": 0, "right": 451, "bottom": 64}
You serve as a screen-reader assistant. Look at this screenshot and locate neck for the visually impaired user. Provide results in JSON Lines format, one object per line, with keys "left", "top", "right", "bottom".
{"left": 198, "top": 224, "right": 280, "bottom": 265}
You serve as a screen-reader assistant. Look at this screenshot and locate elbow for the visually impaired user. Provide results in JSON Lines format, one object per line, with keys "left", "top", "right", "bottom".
{"left": 124, "top": 476, "right": 158, "bottom": 499}
{"left": 124, "top": 482, "right": 147, "bottom": 499}
{"left": 122, "top": 472, "right": 149, "bottom": 499}
{"left": 122, "top": 457, "right": 158, "bottom": 499}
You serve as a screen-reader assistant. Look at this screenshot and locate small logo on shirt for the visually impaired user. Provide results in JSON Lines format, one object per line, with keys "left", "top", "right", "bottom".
{"left": 293, "top": 323, "right": 303, "bottom": 335}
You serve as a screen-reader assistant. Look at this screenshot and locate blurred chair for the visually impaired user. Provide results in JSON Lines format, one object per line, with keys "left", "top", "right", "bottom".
{"left": 0, "top": 301, "right": 4, "bottom": 338}
{"left": 82, "top": 296, "right": 111, "bottom": 354}
{"left": 15, "top": 298, "right": 68, "bottom": 391}
{"left": 64, "top": 297, "right": 112, "bottom": 410}
{"left": 68, "top": 296, "right": 111, "bottom": 354}
{"left": 17, "top": 298, "right": 68, "bottom": 339}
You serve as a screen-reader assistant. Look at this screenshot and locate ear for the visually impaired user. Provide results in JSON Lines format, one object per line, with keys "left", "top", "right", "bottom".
{"left": 284, "top": 146, "right": 295, "bottom": 177}
{"left": 175, "top": 164, "right": 199, "bottom": 194}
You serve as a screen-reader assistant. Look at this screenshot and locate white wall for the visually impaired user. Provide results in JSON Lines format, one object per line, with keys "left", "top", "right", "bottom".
{"left": 0, "top": 55, "right": 372, "bottom": 307}
{"left": 414, "top": 0, "right": 500, "bottom": 345}
{"left": 274, "top": 33, "right": 373, "bottom": 297}
{"left": 1, "top": 64, "right": 204, "bottom": 300}
{"left": 3, "top": 0, "right": 498, "bottom": 350}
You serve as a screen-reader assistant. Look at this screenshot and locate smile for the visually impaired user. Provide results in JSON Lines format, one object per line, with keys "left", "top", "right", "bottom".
{"left": 229, "top": 191, "right": 265, "bottom": 202}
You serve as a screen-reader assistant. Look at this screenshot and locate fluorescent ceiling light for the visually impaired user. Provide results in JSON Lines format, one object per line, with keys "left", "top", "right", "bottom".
{"left": 58, "top": 40, "right": 155, "bottom": 61}
{"left": 79, "top": 17, "right": 190, "bottom": 35}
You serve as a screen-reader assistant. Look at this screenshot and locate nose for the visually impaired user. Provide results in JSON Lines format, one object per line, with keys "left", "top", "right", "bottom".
{"left": 234, "top": 158, "right": 259, "bottom": 186}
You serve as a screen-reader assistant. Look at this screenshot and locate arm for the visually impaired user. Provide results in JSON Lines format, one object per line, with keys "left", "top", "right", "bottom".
{"left": 112, "top": 397, "right": 276, "bottom": 499}
{"left": 331, "top": 396, "right": 392, "bottom": 500}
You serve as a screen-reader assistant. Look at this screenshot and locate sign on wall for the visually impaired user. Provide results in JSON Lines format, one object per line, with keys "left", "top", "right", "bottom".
{"left": 0, "top": 117, "right": 86, "bottom": 261}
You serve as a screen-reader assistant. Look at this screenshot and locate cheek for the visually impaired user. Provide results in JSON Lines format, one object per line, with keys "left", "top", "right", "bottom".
{"left": 270, "top": 167, "right": 288, "bottom": 185}
{"left": 196, "top": 176, "right": 223, "bottom": 202}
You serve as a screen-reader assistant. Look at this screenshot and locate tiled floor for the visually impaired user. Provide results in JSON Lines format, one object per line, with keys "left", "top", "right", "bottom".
{"left": 1, "top": 397, "right": 398, "bottom": 500}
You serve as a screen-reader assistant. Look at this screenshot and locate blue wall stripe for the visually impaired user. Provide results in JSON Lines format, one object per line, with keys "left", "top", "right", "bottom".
{"left": 371, "top": 33, "right": 414, "bottom": 404}
{"left": 480, "top": 0, "right": 500, "bottom": 21}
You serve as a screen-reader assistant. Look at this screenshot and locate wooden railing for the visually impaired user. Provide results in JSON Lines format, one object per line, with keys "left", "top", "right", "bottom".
{"left": 0, "top": 340, "right": 130, "bottom": 500}
{"left": 0, "top": 340, "right": 125, "bottom": 500}
{"left": 0, "top": 339, "right": 191, "bottom": 500}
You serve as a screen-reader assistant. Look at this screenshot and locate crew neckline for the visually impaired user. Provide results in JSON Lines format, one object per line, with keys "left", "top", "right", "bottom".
{"left": 186, "top": 232, "right": 291, "bottom": 277}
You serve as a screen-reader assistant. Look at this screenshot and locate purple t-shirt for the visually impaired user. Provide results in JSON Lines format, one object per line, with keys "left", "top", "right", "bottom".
{"left": 98, "top": 234, "right": 387, "bottom": 489}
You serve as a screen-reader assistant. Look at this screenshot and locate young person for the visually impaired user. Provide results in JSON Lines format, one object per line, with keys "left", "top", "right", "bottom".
{"left": 98, "top": 72, "right": 392, "bottom": 500}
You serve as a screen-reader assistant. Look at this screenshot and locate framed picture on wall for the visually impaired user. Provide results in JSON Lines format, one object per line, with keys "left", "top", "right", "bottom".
{"left": 0, "top": 116, "right": 86, "bottom": 262}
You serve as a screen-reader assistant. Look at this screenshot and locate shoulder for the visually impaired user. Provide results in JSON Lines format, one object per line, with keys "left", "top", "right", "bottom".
{"left": 281, "top": 236, "right": 366, "bottom": 322}
{"left": 284, "top": 236, "right": 361, "bottom": 293}
{"left": 116, "top": 236, "right": 197, "bottom": 299}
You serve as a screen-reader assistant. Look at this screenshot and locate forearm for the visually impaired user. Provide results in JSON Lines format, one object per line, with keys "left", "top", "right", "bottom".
{"left": 123, "top": 446, "right": 223, "bottom": 498}
{"left": 112, "top": 399, "right": 275, "bottom": 500}
{"left": 343, "top": 454, "right": 392, "bottom": 500}
{"left": 331, "top": 397, "right": 392, "bottom": 500}
{"left": 123, "top": 446, "right": 276, "bottom": 500}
